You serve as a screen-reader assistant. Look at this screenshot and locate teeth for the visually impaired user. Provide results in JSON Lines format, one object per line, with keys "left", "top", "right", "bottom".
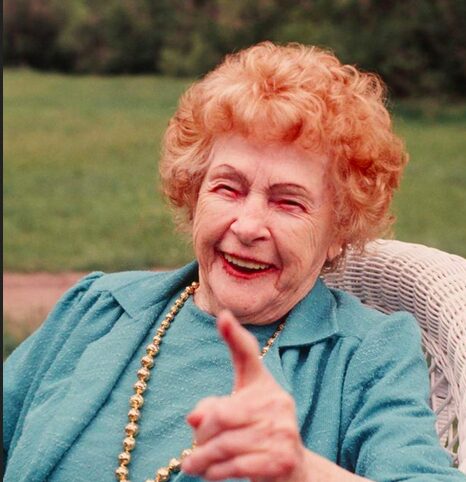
{"left": 224, "top": 253, "right": 270, "bottom": 270}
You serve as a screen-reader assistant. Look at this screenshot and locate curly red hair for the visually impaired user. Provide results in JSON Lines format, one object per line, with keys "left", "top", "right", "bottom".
{"left": 160, "top": 41, "right": 408, "bottom": 268}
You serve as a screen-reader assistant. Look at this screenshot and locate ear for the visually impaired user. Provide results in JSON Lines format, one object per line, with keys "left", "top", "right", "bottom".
{"left": 326, "top": 241, "right": 343, "bottom": 262}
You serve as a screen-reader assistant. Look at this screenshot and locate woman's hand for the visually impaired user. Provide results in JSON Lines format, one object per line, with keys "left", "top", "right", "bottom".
{"left": 182, "top": 310, "right": 367, "bottom": 482}
{"left": 182, "top": 309, "right": 304, "bottom": 481}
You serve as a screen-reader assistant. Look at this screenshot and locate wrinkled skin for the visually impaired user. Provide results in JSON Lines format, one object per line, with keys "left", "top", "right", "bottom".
{"left": 192, "top": 134, "right": 341, "bottom": 326}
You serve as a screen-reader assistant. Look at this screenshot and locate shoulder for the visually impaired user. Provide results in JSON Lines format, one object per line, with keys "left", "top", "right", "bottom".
{"left": 330, "top": 287, "right": 459, "bottom": 479}
{"left": 89, "top": 269, "right": 165, "bottom": 289}
{"left": 6, "top": 262, "right": 199, "bottom": 360}
{"left": 324, "top": 285, "right": 425, "bottom": 382}
{"left": 329, "top": 286, "right": 421, "bottom": 346}
{"left": 326, "top": 286, "right": 427, "bottom": 398}
{"left": 78, "top": 261, "right": 199, "bottom": 317}
{"left": 280, "top": 278, "right": 419, "bottom": 350}
{"left": 87, "top": 268, "right": 179, "bottom": 293}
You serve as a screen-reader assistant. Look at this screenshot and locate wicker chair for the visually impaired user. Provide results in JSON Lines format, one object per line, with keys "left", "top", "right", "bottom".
{"left": 322, "top": 239, "right": 466, "bottom": 473}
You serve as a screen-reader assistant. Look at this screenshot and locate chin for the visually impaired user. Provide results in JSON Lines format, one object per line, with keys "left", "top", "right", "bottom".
{"left": 197, "top": 255, "right": 284, "bottom": 323}
{"left": 217, "top": 291, "right": 260, "bottom": 319}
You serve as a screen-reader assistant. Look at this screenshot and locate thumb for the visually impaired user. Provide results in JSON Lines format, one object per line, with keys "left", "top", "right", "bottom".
{"left": 217, "top": 310, "right": 266, "bottom": 392}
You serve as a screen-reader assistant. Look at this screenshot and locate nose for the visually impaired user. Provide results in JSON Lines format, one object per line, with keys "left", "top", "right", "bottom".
{"left": 230, "top": 197, "right": 270, "bottom": 245}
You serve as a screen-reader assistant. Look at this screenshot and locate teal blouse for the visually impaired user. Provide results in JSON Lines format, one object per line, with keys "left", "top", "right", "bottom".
{"left": 49, "top": 289, "right": 281, "bottom": 482}
{"left": 4, "top": 262, "right": 465, "bottom": 481}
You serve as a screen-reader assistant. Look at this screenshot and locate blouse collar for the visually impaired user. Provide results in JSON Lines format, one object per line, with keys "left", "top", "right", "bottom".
{"left": 106, "top": 261, "right": 340, "bottom": 347}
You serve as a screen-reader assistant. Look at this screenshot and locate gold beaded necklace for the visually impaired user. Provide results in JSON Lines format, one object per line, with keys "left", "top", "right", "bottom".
{"left": 114, "top": 281, "right": 286, "bottom": 482}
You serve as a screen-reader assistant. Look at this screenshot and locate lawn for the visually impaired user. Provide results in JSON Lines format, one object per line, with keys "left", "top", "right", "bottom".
{"left": 4, "top": 69, "right": 194, "bottom": 271}
{"left": 391, "top": 100, "right": 466, "bottom": 255}
{"left": 4, "top": 69, "right": 466, "bottom": 273}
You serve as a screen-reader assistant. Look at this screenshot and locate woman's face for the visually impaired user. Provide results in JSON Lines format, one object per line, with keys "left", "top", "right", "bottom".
{"left": 193, "top": 134, "right": 340, "bottom": 325}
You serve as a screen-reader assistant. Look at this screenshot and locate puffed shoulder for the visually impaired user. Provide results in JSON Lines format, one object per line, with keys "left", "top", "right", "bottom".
{"left": 329, "top": 286, "right": 420, "bottom": 343}
{"left": 336, "top": 296, "right": 457, "bottom": 480}
{"left": 3, "top": 263, "right": 197, "bottom": 459}
{"left": 86, "top": 261, "right": 199, "bottom": 317}
{"left": 4, "top": 262, "right": 199, "bottom": 368}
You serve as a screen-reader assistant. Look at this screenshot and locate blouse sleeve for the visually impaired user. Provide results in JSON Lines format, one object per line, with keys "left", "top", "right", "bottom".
{"left": 3, "top": 272, "right": 104, "bottom": 462}
{"left": 340, "top": 312, "right": 466, "bottom": 481}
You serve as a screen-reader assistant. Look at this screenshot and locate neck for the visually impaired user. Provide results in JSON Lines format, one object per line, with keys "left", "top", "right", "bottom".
{"left": 193, "top": 287, "right": 289, "bottom": 326}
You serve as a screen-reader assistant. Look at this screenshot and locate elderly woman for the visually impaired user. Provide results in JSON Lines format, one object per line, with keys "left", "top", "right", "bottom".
{"left": 4, "top": 42, "right": 465, "bottom": 482}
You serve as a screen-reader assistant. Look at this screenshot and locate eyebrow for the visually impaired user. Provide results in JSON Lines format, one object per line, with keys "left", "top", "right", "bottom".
{"left": 208, "top": 164, "right": 249, "bottom": 185}
{"left": 209, "top": 164, "right": 312, "bottom": 196}
{"left": 269, "top": 183, "right": 310, "bottom": 196}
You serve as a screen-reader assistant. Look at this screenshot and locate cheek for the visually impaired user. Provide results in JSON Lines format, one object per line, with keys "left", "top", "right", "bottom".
{"left": 276, "top": 218, "right": 328, "bottom": 273}
{"left": 192, "top": 197, "right": 232, "bottom": 248}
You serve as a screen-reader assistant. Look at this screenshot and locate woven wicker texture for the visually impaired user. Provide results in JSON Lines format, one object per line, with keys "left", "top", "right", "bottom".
{"left": 323, "top": 239, "right": 466, "bottom": 473}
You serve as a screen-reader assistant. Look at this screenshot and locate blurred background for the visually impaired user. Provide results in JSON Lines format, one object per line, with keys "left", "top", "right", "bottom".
{"left": 3, "top": 0, "right": 466, "bottom": 355}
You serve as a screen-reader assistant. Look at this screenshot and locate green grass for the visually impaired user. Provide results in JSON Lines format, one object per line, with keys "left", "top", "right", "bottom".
{"left": 4, "top": 69, "right": 466, "bottom": 272}
{"left": 391, "top": 100, "right": 466, "bottom": 255}
{"left": 4, "top": 69, "right": 194, "bottom": 271}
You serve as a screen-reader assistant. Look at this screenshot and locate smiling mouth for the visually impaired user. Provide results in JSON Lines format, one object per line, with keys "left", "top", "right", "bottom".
{"left": 221, "top": 252, "right": 274, "bottom": 276}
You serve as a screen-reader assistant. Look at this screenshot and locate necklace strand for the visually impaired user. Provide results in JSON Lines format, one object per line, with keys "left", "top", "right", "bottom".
{"left": 115, "top": 282, "right": 286, "bottom": 482}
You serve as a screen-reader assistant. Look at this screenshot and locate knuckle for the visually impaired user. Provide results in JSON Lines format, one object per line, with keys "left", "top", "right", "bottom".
{"left": 216, "top": 437, "right": 235, "bottom": 459}
{"left": 268, "top": 450, "right": 299, "bottom": 476}
{"left": 230, "top": 456, "right": 249, "bottom": 477}
{"left": 214, "top": 404, "right": 232, "bottom": 427}
{"left": 276, "top": 453, "right": 298, "bottom": 474}
{"left": 216, "top": 409, "right": 231, "bottom": 426}
{"left": 198, "top": 397, "right": 231, "bottom": 426}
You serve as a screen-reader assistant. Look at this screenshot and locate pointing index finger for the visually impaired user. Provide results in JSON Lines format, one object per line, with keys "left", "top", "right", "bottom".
{"left": 217, "top": 310, "right": 267, "bottom": 391}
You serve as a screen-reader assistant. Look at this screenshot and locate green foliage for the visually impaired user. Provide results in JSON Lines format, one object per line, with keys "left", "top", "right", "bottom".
{"left": 3, "top": 70, "right": 466, "bottom": 273}
{"left": 3, "top": 0, "right": 72, "bottom": 70}
{"left": 59, "top": 0, "right": 171, "bottom": 73}
{"left": 272, "top": 0, "right": 466, "bottom": 97}
{"left": 160, "top": 31, "right": 221, "bottom": 78}
{"left": 3, "top": 0, "right": 466, "bottom": 96}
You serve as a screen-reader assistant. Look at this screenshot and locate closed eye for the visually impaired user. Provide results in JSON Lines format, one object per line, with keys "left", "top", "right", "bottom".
{"left": 274, "top": 199, "right": 306, "bottom": 212}
{"left": 214, "top": 184, "right": 239, "bottom": 198}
